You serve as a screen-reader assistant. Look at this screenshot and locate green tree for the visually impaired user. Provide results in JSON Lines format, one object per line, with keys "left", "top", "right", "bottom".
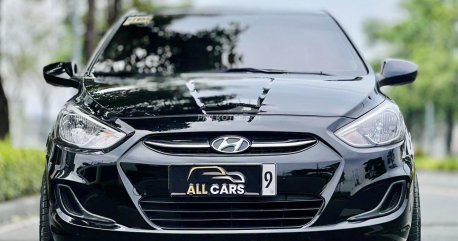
{"left": 84, "top": 0, "right": 97, "bottom": 62}
{"left": 0, "top": 78, "right": 8, "bottom": 140}
{"left": 0, "top": 0, "right": 9, "bottom": 140}
{"left": 108, "top": 0, "right": 123, "bottom": 26}
{"left": 366, "top": 0, "right": 458, "bottom": 155}
{"left": 84, "top": 0, "right": 161, "bottom": 63}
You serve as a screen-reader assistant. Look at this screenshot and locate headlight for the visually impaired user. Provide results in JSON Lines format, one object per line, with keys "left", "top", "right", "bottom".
{"left": 57, "top": 104, "right": 126, "bottom": 150}
{"left": 335, "top": 101, "right": 406, "bottom": 147}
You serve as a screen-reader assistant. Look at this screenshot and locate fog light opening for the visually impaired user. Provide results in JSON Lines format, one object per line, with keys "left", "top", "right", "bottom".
{"left": 56, "top": 184, "right": 115, "bottom": 225}
{"left": 348, "top": 180, "right": 407, "bottom": 221}
{"left": 379, "top": 181, "right": 405, "bottom": 214}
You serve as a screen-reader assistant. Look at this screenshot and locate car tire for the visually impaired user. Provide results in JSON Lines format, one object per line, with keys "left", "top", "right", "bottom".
{"left": 407, "top": 175, "right": 421, "bottom": 241}
{"left": 40, "top": 173, "right": 54, "bottom": 241}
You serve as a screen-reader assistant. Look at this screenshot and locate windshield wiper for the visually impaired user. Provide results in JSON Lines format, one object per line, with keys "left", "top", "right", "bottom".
{"left": 225, "top": 68, "right": 288, "bottom": 74}
{"left": 224, "top": 68, "right": 333, "bottom": 76}
{"left": 92, "top": 71, "right": 171, "bottom": 78}
{"left": 92, "top": 69, "right": 334, "bottom": 77}
{"left": 92, "top": 71, "right": 140, "bottom": 77}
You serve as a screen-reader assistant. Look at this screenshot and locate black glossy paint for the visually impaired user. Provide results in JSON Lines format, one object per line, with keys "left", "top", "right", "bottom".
{"left": 82, "top": 74, "right": 383, "bottom": 118}
{"left": 379, "top": 59, "right": 418, "bottom": 87}
{"left": 43, "top": 10, "right": 417, "bottom": 241}
{"left": 43, "top": 62, "right": 80, "bottom": 88}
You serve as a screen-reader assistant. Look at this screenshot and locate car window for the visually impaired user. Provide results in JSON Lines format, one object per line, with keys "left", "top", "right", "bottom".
{"left": 91, "top": 13, "right": 367, "bottom": 77}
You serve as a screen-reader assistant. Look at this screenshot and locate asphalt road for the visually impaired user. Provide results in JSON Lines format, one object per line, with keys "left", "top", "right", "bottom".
{"left": 0, "top": 171, "right": 457, "bottom": 241}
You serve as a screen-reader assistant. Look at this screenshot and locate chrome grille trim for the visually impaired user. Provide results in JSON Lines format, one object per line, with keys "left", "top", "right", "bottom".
{"left": 144, "top": 139, "right": 317, "bottom": 150}
{"left": 143, "top": 133, "right": 318, "bottom": 155}
{"left": 144, "top": 140, "right": 210, "bottom": 149}
{"left": 141, "top": 207, "right": 321, "bottom": 212}
{"left": 251, "top": 139, "right": 317, "bottom": 148}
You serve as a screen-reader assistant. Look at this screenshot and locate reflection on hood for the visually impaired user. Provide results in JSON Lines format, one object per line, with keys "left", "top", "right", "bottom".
{"left": 83, "top": 74, "right": 381, "bottom": 119}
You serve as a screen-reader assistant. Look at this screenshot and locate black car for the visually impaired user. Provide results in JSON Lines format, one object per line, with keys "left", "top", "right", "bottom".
{"left": 41, "top": 10, "right": 420, "bottom": 241}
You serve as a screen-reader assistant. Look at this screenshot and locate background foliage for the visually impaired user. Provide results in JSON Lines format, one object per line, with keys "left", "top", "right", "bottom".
{"left": 365, "top": 0, "right": 458, "bottom": 155}
{"left": 0, "top": 140, "right": 45, "bottom": 201}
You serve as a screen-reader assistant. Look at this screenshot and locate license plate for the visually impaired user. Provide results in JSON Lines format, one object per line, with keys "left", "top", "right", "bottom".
{"left": 169, "top": 164, "right": 276, "bottom": 197}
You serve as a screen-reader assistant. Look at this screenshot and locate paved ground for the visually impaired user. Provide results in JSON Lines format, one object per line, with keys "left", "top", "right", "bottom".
{"left": 418, "top": 171, "right": 458, "bottom": 241}
{"left": 0, "top": 171, "right": 456, "bottom": 241}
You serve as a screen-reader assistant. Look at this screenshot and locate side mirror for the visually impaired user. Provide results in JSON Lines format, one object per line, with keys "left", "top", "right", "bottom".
{"left": 43, "top": 62, "right": 80, "bottom": 88}
{"left": 378, "top": 59, "right": 418, "bottom": 87}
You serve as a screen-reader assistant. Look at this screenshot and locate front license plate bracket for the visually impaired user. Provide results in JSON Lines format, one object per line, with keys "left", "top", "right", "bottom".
{"left": 169, "top": 164, "right": 277, "bottom": 197}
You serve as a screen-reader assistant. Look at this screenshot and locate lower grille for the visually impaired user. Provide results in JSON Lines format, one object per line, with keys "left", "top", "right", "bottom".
{"left": 139, "top": 195, "right": 323, "bottom": 229}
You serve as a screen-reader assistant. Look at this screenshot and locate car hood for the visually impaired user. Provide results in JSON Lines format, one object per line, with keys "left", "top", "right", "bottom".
{"left": 82, "top": 74, "right": 383, "bottom": 119}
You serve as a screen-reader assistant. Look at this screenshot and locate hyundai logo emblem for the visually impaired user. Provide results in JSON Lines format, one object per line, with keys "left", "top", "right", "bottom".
{"left": 211, "top": 136, "right": 251, "bottom": 153}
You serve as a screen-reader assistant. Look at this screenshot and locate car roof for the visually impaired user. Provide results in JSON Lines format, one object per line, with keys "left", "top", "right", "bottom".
{"left": 130, "top": 8, "right": 330, "bottom": 17}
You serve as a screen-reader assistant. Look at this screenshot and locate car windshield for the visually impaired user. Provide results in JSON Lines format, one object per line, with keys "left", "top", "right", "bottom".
{"left": 91, "top": 13, "right": 368, "bottom": 77}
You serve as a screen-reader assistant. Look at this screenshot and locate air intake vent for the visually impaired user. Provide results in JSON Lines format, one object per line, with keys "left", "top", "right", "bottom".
{"left": 144, "top": 132, "right": 317, "bottom": 155}
{"left": 348, "top": 180, "right": 407, "bottom": 221}
{"left": 139, "top": 195, "right": 323, "bottom": 229}
{"left": 56, "top": 185, "right": 115, "bottom": 225}
{"left": 379, "top": 181, "right": 405, "bottom": 214}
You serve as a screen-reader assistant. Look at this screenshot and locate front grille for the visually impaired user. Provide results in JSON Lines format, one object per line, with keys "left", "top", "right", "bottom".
{"left": 139, "top": 195, "right": 323, "bottom": 229}
{"left": 144, "top": 132, "right": 317, "bottom": 155}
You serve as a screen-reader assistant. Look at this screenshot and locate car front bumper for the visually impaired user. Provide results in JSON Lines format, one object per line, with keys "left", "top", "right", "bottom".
{"left": 50, "top": 195, "right": 412, "bottom": 241}
{"left": 46, "top": 115, "right": 416, "bottom": 241}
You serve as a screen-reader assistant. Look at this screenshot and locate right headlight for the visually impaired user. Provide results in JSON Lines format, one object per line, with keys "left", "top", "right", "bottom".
{"left": 335, "top": 101, "right": 406, "bottom": 147}
{"left": 57, "top": 104, "right": 126, "bottom": 150}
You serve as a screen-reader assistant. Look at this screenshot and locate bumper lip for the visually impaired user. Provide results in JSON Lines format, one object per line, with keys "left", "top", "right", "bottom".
{"left": 52, "top": 196, "right": 410, "bottom": 235}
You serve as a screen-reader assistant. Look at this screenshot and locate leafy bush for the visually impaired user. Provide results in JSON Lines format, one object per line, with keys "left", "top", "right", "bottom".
{"left": 0, "top": 140, "right": 45, "bottom": 201}
{"left": 416, "top": 156, "right": 458, "bottom": 172}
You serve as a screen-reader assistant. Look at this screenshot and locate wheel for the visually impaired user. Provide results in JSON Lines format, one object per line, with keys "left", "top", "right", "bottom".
{"left": 40, "top": 173, "right": 54, "bottom": 241}
{"left": 407, "top": 175, "right": 421, "bottom": 241}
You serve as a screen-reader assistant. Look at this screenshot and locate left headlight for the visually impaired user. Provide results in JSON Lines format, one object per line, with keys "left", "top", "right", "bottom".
{"left": 335, "top": 101, "right": 406, "bottom": 147}
{"left": 57, "top": 104, "right": 126, "bottom": 150}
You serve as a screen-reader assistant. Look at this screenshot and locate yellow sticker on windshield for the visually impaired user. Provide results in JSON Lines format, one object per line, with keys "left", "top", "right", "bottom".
{"left": 123, "top": 16, "right": 153, "bottom": 26}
